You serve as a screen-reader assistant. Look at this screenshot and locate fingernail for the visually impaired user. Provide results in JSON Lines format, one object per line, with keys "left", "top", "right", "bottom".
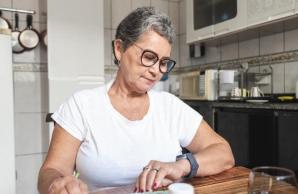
{"left": 133, "top": 187, "right": 137, "bottom": 192}
{"left": 140, "top": 189, "right": 144, "bottom": 192}
{"left": 153, "top": 182, "right": 158, "bottom": 189}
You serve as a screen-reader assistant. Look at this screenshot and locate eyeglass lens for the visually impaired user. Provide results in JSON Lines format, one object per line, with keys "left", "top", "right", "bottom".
{"left": 141, "top": 50, "right": 175, "bottom": 73}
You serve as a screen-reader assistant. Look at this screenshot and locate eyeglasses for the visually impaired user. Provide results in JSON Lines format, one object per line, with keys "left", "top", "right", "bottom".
{"left": 133, "top": 43, "right": 176, "bottom": 73}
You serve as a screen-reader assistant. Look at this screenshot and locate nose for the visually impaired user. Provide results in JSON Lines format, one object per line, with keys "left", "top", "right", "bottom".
{"left": 148, "top": 60, "right": 161, "bottom": 75}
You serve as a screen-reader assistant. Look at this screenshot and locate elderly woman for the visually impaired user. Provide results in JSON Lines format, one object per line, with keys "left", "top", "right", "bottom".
{"left": 38, "top": 7, "right": 234, "bottom": 194}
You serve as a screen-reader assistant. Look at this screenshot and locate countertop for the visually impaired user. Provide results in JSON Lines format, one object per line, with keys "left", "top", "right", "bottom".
{"left": 182, "top": 98, "right": 298, "bottom": 111}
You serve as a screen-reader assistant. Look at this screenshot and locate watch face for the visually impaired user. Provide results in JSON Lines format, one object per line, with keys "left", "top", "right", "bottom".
{"left": 176, "top": 154, "right": 187, "bottom": 160}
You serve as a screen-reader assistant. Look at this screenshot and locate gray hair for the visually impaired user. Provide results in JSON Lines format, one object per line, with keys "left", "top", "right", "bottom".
{"left": 113, "top": 7, "right": 175, "bottom": 65}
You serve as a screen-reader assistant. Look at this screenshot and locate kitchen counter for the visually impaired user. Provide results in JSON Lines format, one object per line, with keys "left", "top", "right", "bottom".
{"left": 182, "top": 99, "right": 298, "bottom": 111}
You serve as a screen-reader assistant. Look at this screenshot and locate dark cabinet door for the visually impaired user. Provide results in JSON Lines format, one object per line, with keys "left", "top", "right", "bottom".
{"left": 215, "top": 108, "right": 249, "bottom": 166}
{"left": 277, "top": 111, "right": 298, "bottom": 172}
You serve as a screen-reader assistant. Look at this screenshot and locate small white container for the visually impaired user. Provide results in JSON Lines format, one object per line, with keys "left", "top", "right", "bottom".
{"left": 168, "top": 183, "right": 194, "bottom": 194}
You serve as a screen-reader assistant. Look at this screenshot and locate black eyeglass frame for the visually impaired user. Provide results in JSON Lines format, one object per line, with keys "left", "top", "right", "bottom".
{"left": 133, "top": 43, "right": 176, "bottom": 74}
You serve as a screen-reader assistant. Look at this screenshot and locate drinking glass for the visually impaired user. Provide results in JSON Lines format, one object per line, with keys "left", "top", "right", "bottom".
{"left": 248, "top": 166, "right": 298, "bottom": 194}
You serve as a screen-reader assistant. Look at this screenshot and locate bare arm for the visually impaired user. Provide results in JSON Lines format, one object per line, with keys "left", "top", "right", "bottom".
{"left": 185, "top": 119, "right": 235, "bottom": 176}
{"left": 38, "top": 124, "right": 88, "bottom": 194}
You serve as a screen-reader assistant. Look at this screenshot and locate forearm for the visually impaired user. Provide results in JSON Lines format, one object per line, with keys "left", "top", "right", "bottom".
{"left": 194, "top": 142, "right": 235, "bottom": 176}
{"left": 38, "top": 168, "right": 64, "bottom": 194}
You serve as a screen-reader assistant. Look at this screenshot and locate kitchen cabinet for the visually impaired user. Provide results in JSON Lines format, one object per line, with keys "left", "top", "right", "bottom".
{"left": 214, "top": 108, "right": 277, "bottom": 168}
{"left": 215, "top": 109, "right": 249, "bottom": 166}
{"left": 277, "top": 111, "right": 298, "bottom": 172}
{"left": 247, "top": 0, "right": 296, "bottom": 26}
{"left": 184, "top": 100, "right": 214, "bottom": 128}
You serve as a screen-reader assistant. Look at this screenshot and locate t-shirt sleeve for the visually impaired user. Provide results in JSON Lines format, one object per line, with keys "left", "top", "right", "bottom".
{"left": 51, "top": 94, "right": 87, "bottom": 141}
{"left": 170, "top": 95, "right": 203, "bottom": 147}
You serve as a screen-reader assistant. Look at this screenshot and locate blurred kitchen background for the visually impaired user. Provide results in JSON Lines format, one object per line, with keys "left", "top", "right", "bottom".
{"left": 1, "top": 0, "right": 298, "bottom": 193}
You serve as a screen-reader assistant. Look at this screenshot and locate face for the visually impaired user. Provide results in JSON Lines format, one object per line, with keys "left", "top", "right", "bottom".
{"left": 114, "top": 31, "right": 173, "bottom": 94}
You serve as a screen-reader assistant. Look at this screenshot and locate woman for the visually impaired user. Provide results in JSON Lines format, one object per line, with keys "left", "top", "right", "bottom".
{"left": 38, "top": 7, "right": 234, "bottom": 194}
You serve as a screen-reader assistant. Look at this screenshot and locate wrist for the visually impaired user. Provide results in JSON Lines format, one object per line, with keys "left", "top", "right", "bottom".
{"left": 176, "top": 158, "right": 191, "bottom": 177}
{"left": 176, "top": 153, "right": 199, "bottom": 179}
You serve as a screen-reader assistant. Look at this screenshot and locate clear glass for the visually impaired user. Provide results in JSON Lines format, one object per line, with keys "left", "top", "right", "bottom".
{"left": 248, "top": 166, "right": 298, "bottom": 194}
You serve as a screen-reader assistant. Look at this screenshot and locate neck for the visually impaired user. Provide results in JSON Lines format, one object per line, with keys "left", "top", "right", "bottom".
{"left": 109, "top": 74, "right": 146, "bottom": 99}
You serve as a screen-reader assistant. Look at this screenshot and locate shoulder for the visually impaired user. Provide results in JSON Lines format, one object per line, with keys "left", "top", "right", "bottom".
{"left": 70, "top": 85, "right": 105, "bottom": 106}
{"left": 149, "top": 90, "right": 185, "bottom": 106}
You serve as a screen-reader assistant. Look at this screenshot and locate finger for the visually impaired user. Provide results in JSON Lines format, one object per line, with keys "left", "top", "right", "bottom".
{"left": 138, "top": 166, "right": 151, "bottom": 192}
{"left": 146, "top": 168, "right": 160, "bottom": 191}
{"left": 153, "top": 167, "right": 168, "bottom": 189}
{"left": 65, "top": 179, "right": 81, "bottom": 194}
{"left": 134, "top": 177, "right": 139, "bottom": 193}
{"left": 59, "top": 188, "right": 69, "bottom": 194}
{"left": 50, "top": 178, "right": 65, "bottom": 193}
{"left": 161, "top": 178, "right": 174, "bottom": 187}
{"left": 79, "top": 180, "right": 89, "bottom": 194}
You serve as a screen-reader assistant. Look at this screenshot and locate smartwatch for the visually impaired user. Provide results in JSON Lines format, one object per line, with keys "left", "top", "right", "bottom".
{"left": 176, "top": 153, "right": 199, "bottom": 179}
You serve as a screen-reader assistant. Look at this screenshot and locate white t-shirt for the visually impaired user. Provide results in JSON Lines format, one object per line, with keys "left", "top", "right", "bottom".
{"left": 52, "top": 81, "right": 202, "bottom": 190}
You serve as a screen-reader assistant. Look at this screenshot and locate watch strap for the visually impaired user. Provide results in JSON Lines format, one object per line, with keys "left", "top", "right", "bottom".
{"left": 176, "top": 153, "right": 199, "bottom": 179}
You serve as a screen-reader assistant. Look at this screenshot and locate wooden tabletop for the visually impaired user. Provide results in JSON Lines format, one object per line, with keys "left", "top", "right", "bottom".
{"left": 91, "top": 166, "right": 298, "bottom": 194}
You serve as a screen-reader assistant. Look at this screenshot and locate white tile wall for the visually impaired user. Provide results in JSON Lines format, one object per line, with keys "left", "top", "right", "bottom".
{"left": 272, "top": 63, "right": 285, "bottom": 93}
{"left": 205, "top": 43, "right": 221, "bottom": 63}
{"left": 260, "top": 32, "right": 284, "bottom": 55}
{"left": 111, "top": 0, "right": 131, "bottom": 29}
{"left": 221, "top": 42, "right": 238, "bottom": 61}
{"left": 285, "top": 29, "right": 298, "bottom": 51}
{"left": 178, "top": 0, "right": 186, "bottom": 35}
{"left": 131, "top": 0, "right": 150, "bottom": 9}
{"left": 15, "top": 154, "right": 46, "bottom": 194}
{"left": 285, "top": 61, "right": 298, "bottom": 93}
{"left": 104, "top": 29, "right": 112, "bottom": 66}
{"left": 239, "top": 38, "right": 260, "bottom": 58}
{"left": 179, "top": 33, "right": 190, "bottom": 67}
{"left": 103, "top": 0, "right": 112, "bottom": 28}
{"left": 168, "top": 1, "right": 179, "bottom": 34}
{"left": 12, "top": 0, "right": 47, "bottom": 22}
{"left": 14, "top": 72, "right": 49, "bottom": 113}
{"left": 15, "top": 113, "right": 48, "bottom": 155}
{"left": 151, "top": 0, "right": 169, "bottom": 15}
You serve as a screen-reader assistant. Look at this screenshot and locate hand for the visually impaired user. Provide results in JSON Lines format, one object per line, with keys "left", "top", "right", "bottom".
{"left": 48, "top": 175, "right": 88, "bottom": 194}
{"left": 135, "top": 160, "right": 190, "bottom": 192}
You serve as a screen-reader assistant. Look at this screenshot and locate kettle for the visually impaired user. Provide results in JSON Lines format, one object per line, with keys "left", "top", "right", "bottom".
{"left": 250, "top": 87, "right": 264, "bottom": 97}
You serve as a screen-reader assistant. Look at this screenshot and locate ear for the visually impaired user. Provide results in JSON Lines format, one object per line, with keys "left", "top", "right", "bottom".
{"left": 113, "top": 39, "right": 123, "bottom": 63}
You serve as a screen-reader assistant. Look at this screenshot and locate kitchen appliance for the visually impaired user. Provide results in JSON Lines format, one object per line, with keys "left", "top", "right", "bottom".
{"left": 218, "top": 70, "right": 239, "bottom": 100}
{"left": 179, "top": 69, "right": 217, "bottom": 100}
{"left": 186, "top": 0, "right": 247, "bottom": 43}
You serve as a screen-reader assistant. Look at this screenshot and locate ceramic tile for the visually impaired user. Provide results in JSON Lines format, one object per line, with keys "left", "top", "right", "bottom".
{"left": 205, "top": 43, "right": 221, "bottom": 63}
{"left": 104, "top": 0, "right": 112, "bottom": 28}
{"left": 168, "top": 1, "right": 179, "bottom": 34}
{"left": 151, "top": 0, "right": 169, "bottom": 15}
{"left": 171, "top": 35, "right": 179, "bottom": 66}
{"left": 131, "top": 0, "right": 150, "bottom": 9}
{"left": 259, "top": 65, "right": 274, "bottom": 94}
{"left": 260, "top": 32, "right": 284, "bottom": 55}
{"left": 15, "top": 154, "right": 46, "bottom": 194}
{"left": 13, "top": 0, "right": 47, "bottom": 23}
{"left": 178, "top": 0, "right": 186, "bottom": 34}
{"left": 285, "top": 29, "right": 298, "bottom": 51}
{"left": 239, "top": 38, "right": 259, "bottom": 58}
{"left": 285, "top": 61, "right": 298, "bottom": 93}
{"left": 111, "top": 0, "right": 131, "bottom": 29}
{"left": 104, "top": 29, "right": 112, "bottom": 66}
{"left": 15, "top": 112, "right": 49, "bottom": 154}
{"left": 14, "top": 72, "right": 49, "bottom": 113}
{"left": 221, "top": 42, "right": 238, "bottom": 61}
{"left": 179, "top": 33, "right": 190, "bottom": 67}
{"left": 0, "top": 0, "right": 13, "bottom": 20}
{"left": 270, "top": 63, "right": 285, "bottom": 93}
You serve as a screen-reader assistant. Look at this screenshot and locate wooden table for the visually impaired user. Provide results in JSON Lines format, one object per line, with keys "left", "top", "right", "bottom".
{"left": 91, "top": 166, "right": 298, "bottom": 194}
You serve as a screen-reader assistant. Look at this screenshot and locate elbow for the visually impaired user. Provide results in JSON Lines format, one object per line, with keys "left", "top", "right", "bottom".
{"left": 223, "top": 142, "right": 235, "bottom": 170}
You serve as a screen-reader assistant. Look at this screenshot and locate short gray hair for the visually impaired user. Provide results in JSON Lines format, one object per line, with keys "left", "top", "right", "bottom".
{"left": 113, "top": 7, "right": 175, "bottom": 64}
